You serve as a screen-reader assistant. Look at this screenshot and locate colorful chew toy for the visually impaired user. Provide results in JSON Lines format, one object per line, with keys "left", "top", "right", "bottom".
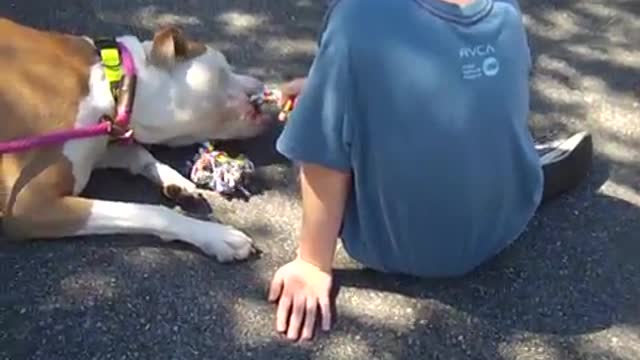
{"left": 189, "top": 86, "right": 297, "bottom": 197}
{"left": 189, "top": 141, "right": 255, "bottom": 197}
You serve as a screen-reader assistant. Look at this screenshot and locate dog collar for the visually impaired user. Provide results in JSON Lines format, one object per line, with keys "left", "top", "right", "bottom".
{"left": 94, "top": 37, "right": 137, "bottom": 142}
{"left": 0, "top": 38, "right": 139, "bottom": 154}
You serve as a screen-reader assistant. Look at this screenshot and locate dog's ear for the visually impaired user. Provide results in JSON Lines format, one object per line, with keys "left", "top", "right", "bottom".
{"left": 150, "top": 26, "right": 207, "bottom": 67}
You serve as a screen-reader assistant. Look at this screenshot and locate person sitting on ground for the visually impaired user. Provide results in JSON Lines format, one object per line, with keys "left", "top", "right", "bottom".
{"left": 267, "top": 0, "right": 593, "bottom": 341}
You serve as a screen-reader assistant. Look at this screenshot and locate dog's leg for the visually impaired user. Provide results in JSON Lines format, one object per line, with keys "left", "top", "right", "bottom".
{"left": 3, "top": 195, "right": 253, "bottom": 262}
{"left": 96, "top": 143, "right": 196, "bottom": 194}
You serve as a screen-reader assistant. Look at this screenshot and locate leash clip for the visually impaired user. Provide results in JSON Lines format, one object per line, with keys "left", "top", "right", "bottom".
{"left": 101, "top": 115, "right": 134, "bottom": 142}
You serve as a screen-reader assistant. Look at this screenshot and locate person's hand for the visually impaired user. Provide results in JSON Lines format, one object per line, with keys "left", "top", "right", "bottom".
{"left": 268, "top": 257, "right": 333, "bottom": 341}
{"left": 278, "top": 77, "right": 306, "bottom": 106}
{"left": 275, "top": 77, "right": 305, "bottom": 121}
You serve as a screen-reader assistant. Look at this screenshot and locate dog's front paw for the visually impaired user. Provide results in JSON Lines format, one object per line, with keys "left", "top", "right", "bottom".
{"left": 163, "top": 182, "right": 196, "bottom": 199}
{"left": 164, "top": 184, "right": 213, "bottom": 215}
{"left": 198, "top": 225, "right": 254, "bottom": 262}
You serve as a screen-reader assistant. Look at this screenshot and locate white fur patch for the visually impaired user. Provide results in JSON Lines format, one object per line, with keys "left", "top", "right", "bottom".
{"left": 185, "top": 62, "right": 214, "bottom": 92}
{"left": 77, "top": 199, "right": 254, "bottom": 262}
{"left": 62, "top": 63, "right": 114, "bottom": 194}
{"left": 113, "top": 36, "right": 267, "bottom": 145}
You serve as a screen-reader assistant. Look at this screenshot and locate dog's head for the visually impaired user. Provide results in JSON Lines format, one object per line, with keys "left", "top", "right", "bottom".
{"left": 131, "top": 26, "right": 271, "bottom": 146}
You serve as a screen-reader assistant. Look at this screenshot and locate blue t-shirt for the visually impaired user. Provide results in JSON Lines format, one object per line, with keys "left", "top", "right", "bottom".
{"left": 276, "top": 0, "right": 543, "bottom": 277}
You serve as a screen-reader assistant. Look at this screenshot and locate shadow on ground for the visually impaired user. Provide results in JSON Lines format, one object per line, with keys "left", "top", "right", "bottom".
{"left": 1, "top": 0, "right": 321, "bottom": 79}
{"left": 1, "top": 0, "right": 639, "bottom": 359}
{"left": 522, "top": 0, "right": 640, "bottom": 195}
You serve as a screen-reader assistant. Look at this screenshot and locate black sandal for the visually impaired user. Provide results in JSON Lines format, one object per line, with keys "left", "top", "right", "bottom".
{"left": 537, "top": 131, "right": 594, "bottom": 203}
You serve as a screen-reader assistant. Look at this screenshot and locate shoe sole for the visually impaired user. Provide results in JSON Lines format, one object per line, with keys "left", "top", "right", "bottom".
{"left": 540, "top": 131, "right": 594, "bottom": 203}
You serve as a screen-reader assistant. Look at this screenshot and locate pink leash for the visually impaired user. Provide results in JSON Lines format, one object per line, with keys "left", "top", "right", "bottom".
{"left": 0, "top": 42, "right": 137, "bottom": 154}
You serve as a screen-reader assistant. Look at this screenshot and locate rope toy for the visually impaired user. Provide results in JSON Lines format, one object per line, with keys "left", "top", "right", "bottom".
{"left": 189, "top": 141, "right": 255, "bottom": 197}
{"left": 188, "top": 86, "right": 297, "bottom": 197}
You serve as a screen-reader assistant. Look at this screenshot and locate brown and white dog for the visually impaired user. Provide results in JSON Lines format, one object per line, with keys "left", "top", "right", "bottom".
{"left": 0, "top": 18, "right": 271, "bottom": 261}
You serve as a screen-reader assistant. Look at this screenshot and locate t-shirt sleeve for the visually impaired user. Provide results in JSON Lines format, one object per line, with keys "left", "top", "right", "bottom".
{"left": 275, "top": 16, "right": 353, "bottom": 172}
{"left": 497, "top": 0, "right": 533, "bottom": 73}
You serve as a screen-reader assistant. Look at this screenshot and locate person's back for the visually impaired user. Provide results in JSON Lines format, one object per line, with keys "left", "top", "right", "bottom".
{"left": 277, "top": 0, "right": 543, "bottom": 277}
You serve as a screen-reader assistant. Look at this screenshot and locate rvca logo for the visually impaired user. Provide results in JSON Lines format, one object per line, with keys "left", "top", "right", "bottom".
{"left": 459, "top": 44, "right": 500, "bottom": 80}
{"left": 459, "top": 44, "right": 496, "bottom": 58}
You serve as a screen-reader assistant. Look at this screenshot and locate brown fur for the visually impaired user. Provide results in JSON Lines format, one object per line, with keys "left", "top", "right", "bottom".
{"left": 0, "top": 19, "right": 211, "bottom": 238}
{"left": 0, "top": 18, "right": 256, "bottom": 260}
{"left": 0, "top": 18, "right": 97, "bottom": 237}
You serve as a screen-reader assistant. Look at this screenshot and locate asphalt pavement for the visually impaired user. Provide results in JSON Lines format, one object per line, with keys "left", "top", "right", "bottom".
{"left": 0, "top": 0, "right": 639, "bottom": 359}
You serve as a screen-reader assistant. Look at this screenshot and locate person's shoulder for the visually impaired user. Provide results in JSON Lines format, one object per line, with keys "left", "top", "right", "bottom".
{"left": 492, "top": 0, "right": 524, "bottom": 12}
{"left": 491, "top": 0, "right": 526, "bottom": 21}
{"left": 320, "top": 0, "right": 393, "bottom": 47}
{"left": 489, "top": 0, "right": 528, "bottom": 38}
{"left": 322, "top": 0, "right": 390, "bottom": 31}
{"left": 325, "top": 0, "right": 388, "bottom": 14}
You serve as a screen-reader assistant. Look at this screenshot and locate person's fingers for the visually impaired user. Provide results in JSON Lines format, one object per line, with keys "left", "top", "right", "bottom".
{"left": 300, "top": 298, "right": 318, "bottom": 341}
{"left": 268, "top": 271, "right": 284, "bottom": 302}
{"left": 276, "top": 291, "right": 292, "bottom": 333}
{"left": 319, "top": 296, "right": 332, "bottom": 331}
{"left": 286, "top": 295, "right": 306, "bottom": 340}
{"left": 279, "top": 78, "right": 304, "bottom": 100}
{"left": 276, "top": 95, "right": 286, "bottom": 109}
{"left": 279, "top": 84, "right": 297, "bottom": 99}
{"left": 277, "top": 97, "right": 295, "bottom": 121}
{"left": 291, "top": 78, "right": 306, "bottom": 94}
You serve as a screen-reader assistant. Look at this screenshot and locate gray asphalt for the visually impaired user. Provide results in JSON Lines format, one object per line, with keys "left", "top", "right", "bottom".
{"left": 1, "top": 0, "right": 639, "bottom": 359}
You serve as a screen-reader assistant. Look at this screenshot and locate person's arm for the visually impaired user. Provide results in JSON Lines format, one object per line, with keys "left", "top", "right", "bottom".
{"left": 297, "top": 162, "right": 351, "bottom": 272}
{"left": 268, "top": 3, "right": 354, "bottom": 341}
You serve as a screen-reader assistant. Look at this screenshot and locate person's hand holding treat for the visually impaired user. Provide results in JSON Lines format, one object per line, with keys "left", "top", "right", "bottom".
{"left": 276, "top": 77, "right": 305, "bottom": 121}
